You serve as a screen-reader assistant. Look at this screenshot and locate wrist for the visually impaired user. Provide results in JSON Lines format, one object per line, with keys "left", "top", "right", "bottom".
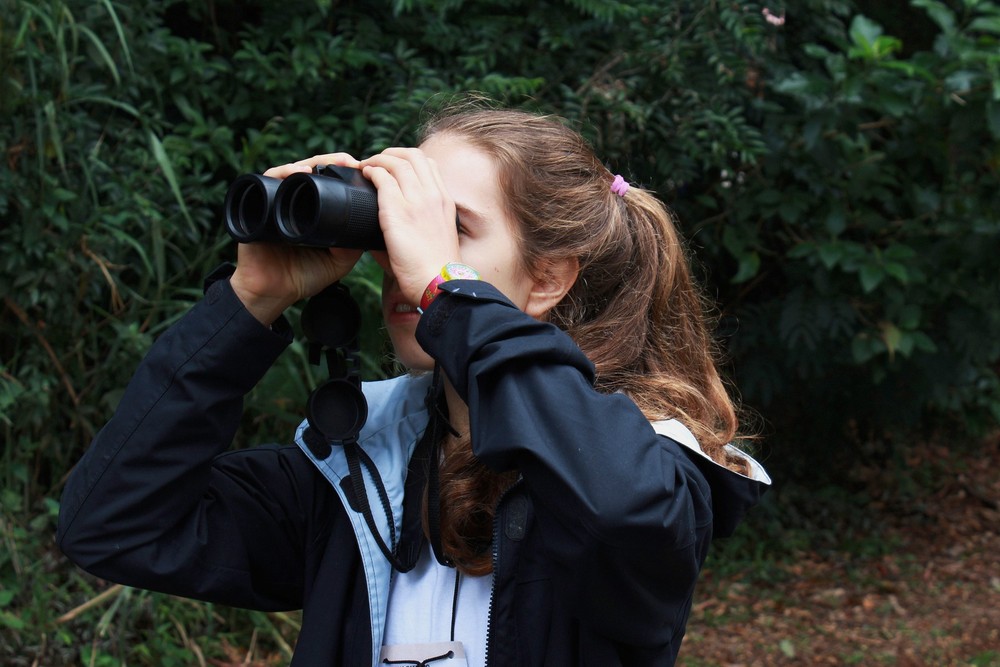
{"left": 418, "top": 262, "right": 480, "bottom": 313}
{"left": 230, "top": 274, "right": 294, "bottom": 325}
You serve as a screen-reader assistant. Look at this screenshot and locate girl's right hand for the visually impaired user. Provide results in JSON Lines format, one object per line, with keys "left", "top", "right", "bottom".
{"left": 230, "top": 154, "right": 365, "bottom": 325}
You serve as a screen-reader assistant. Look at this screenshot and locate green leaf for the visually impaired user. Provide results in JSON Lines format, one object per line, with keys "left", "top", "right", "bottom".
{"left": 944, "top": 70, "right": 978, "bottom": 93}
{"left": 778, "top": 198, "right": 808, "bottom": 224}
{"left": 0, "top": 610, "right": 25, "bottom": 630}
{"left": 97, "top": 0, "right": 134, "bottom": 74}
{"left": 884, "top": 262, "right": 909, "bottom": 284}
{"left": 969, "top": 16, "right": 1000, "bottom": 36}
{"left": 898, "top": 305, "right": 921, "bottom": 330}
{"left": 77, "top": 24, "right": 120, "bottom": 85}
{"left": 148, "top": 132, "right": 195, "bottom": 234}
{"left": 880, "top": 60, "right": 936, "bottom": 82}
{"left": 911, "top": 0, "right": 956, "bottom": 34}
{"left": 849, "top": 337, "right": 878, "bottom": 367}
{"left": 42, "top": 101, "right": 66, "bottom": 172}
{"left": 987, "top": 101, "right": 1000, "bottom": 139}
{"left": 787, "top": 242, "right": 815, "bottom": 260}
{"left": 884, "top": 244, "right": 917, "bottom": 262}
{"left": 732, "top": 251, "right": 761, "bottom": 284}
{"left": 52, "top": 187, "right": 77, "bottom": 202}
{"left": 817, "top": 243, "right": 843, "bottom": 269}
{"left": 825, "top": 207, "right": 847, "bottom": 236}
{"left": 849, "top": 15, "right": 884, "bottom": 60}
{"left": 872, "top": 35, "right": 902, "bottom": 59}
{"left": 881, "top": 321, "right": 903, "bottom": 359}
{"left": 802, "top": 116, "right": 825, "bottom": 148}
{"left": 859, "top": 263, "right": 884, "bottom": 292}
{"left": 911, "top": 331, "right": 938, "bottom": 353}
{"left": 851, "top": 15, "right": 883, "bottom": 45}
{"left": 772, "top": 72, "right": 814, "bottom": 96}
{"left": 803, "top": 43, "right": 832, "bottom": 60}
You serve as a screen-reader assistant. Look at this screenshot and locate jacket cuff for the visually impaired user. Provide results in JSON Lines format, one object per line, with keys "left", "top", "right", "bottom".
{"left": 417, "top": 280, "right": 516, "bottom": 337}
{"left": 203, "top": 262, "right": 238, "bottom": 294}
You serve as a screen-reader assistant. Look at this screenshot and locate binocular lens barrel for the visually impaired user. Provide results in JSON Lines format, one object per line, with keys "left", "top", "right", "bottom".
{"left": 279, "top": 180, "right": 320, "bottom": 240}
{"left": 223, "top": 166, "right": 384, "bottom": 250}
{"left": 224, "top": 174, "right": 283, "bottom": 243}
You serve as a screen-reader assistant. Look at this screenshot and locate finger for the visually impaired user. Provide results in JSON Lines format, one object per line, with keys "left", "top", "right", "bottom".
{"left": 360, "top": 152, "right": 428, "bottom": 195}
{"left": 360, "top": 164, "right": 404, "bottom": 202}
{"left": 377, "top": 147, "right": 439, "bottom": 188}
{"left": 326, "top": 247, "right": 364, "bottom": 277}
{"left": 425, "top": 157, "right": 451, "bottom": 206}
{"left": 293, "top": 152, "right": 362, "bottom": 169}
{"left": 262, "top": 153, "right": 362, "bottom": 179}
{"left": 361, "top": 148, "right": 437, "bottom": 191}
{"left": 262, "top": 162, "right": 313, "bottom": 179}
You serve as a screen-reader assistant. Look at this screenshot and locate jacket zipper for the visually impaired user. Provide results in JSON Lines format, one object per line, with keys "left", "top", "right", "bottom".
{"left": 483, "top": 478, "right": 523, "bottom": 667}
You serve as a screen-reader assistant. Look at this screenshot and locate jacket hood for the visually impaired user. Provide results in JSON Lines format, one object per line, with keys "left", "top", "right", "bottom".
{"left": 651, "top": 420, "right": 771, "bottom": 539}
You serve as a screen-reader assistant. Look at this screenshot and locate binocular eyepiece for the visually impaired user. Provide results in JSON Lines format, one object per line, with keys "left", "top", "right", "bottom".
{"left": 224, "top": 164, "right": 384, "bottom": 250}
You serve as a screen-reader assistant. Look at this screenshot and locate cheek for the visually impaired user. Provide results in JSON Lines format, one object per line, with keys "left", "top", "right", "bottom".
{"left": 459, "top": 236, "right": 532, "bottom": 307}
{"left": 489, "top": 268, "right": 534, "bottom": 310}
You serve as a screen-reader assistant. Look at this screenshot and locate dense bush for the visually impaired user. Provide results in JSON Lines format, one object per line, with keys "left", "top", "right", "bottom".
{"left": 695, "top": 0, "right": 1000, "bottom": 470}
{"left": 1, "top": 0, "right": 997, "bottom": 662}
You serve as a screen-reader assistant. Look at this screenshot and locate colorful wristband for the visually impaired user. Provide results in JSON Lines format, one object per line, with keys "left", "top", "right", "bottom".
{"left": 419, "top": 262, "right": 480, "bottom": 312}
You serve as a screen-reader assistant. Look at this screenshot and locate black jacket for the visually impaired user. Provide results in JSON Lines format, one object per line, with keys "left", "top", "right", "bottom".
{"left": 58, "top": 275, "right": 769, "bottom": 666}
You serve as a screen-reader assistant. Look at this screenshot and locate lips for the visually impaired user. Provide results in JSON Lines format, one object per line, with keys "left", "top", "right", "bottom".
{"left": 384, "top": 289, "right": 420, "bottom": 326}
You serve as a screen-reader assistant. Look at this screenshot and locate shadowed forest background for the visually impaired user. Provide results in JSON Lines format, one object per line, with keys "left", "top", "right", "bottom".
{"left": 1, "top": 0, "right": 998, "bottom": 664}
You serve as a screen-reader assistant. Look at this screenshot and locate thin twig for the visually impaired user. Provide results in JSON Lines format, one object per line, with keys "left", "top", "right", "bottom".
{"left": 0, "top": 517, "right": 22, "bottom": 576}
{"left": 80, "top": 237, "right": 125, "bottom": 313}
{"left": 244, "top": 628, "right": 258, "bottom": 665}
{"left": 56, "top": 583, "right": 125, "bottom": 624}
{"left": 4, "top": 296, "right": 80, "bottom": 406}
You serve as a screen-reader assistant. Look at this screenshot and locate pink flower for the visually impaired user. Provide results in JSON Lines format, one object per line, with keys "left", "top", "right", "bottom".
{"left": 762, "top": 8, "right": 786, "bottom": 26}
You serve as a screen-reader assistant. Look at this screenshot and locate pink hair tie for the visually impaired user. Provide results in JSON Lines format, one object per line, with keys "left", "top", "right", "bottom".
{"left": 611, "top": 174, "right": 630, "bottom": 197}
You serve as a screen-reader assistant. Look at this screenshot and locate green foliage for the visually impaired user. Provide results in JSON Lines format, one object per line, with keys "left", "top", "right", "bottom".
{"left": 1, "top": 0, "right": 998, "bottom": 662}
{"left": 670, "top": 0, "right": 1000, "bottom": 457}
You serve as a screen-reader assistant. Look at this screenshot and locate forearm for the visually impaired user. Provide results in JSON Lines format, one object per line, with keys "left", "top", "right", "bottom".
{"left": 417, "top": 281, "right": 713, "bottom": 644}
{"left": 57, "top": 276, "right": 293, "bottom": 594}
{"left": 418, "top": 282, "right": 704, "bottom": 541}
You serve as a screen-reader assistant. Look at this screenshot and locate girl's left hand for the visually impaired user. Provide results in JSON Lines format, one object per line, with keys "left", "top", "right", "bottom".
{"left": 359, "top": 148, "right": 461, "bottom": 306}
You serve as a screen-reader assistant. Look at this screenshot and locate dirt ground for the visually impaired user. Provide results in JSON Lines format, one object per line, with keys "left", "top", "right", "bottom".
{"left": 678, "top": 436, "right": 1000, "bottom": 666}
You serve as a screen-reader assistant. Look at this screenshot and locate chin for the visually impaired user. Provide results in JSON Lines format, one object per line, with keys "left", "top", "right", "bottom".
{"left": 398, "top": 352, "right": 434, "bottom": 373}
{"left": 386, "top": 333, "right": 434, "bottom": 372}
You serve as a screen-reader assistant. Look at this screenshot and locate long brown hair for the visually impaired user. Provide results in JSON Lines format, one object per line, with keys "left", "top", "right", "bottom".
{"left": 419, "top": 101, "right": 746, "bottom": 574}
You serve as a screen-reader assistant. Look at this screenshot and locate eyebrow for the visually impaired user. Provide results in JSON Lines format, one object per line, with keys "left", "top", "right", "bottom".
{"left": 455, "top": 203, "right": 486, "bottom": 227}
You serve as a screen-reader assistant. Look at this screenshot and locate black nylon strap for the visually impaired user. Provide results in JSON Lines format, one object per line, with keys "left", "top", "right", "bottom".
{"left": 397, "top": 416, "right": 434, "bottom": 572}
{"left": 426, "top": 433, "right": 450, "bottom": 567}
{"left": 345, "top": 440, "right": 410, "bottom": 571}
{"left": 425, "top": 364, "right": 458, "bottom": 568}
{"left": 341, "top": 363, "right": 458, "bottom": 573}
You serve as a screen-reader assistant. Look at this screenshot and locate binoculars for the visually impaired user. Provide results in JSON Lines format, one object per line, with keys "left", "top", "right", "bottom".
{"left": 224, "top": 164, "right": 384, "bottom": 250}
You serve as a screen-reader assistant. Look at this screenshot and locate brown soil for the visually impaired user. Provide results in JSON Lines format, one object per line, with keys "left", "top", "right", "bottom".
{"left": 678, "top": 436, "right": 1000, "bottom": 666}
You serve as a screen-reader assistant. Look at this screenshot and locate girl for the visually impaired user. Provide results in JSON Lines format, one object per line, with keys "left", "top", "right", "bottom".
{"left": 59, "top": 103, "right": 770, "bottom": 666}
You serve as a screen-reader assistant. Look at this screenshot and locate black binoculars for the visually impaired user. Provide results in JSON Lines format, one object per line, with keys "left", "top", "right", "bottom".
{"left": 224, "top": 164, "right": 384, "bottom": 250}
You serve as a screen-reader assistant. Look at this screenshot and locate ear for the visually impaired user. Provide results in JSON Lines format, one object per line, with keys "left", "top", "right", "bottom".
{"left": 524, "top": 256, "right": 580, "bottom": 319}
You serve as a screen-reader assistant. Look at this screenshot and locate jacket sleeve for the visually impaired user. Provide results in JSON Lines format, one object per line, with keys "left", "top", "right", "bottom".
{"left": 57, "top": 276, "right": 336, "bottom": 611}
{"left": 416, "top": 281, "right": 715, "bottom": 647}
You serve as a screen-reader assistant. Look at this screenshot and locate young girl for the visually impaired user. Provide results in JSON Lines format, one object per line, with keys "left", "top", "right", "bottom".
{"left": 58, "top": 103, "right": 769, "bottom": 666}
